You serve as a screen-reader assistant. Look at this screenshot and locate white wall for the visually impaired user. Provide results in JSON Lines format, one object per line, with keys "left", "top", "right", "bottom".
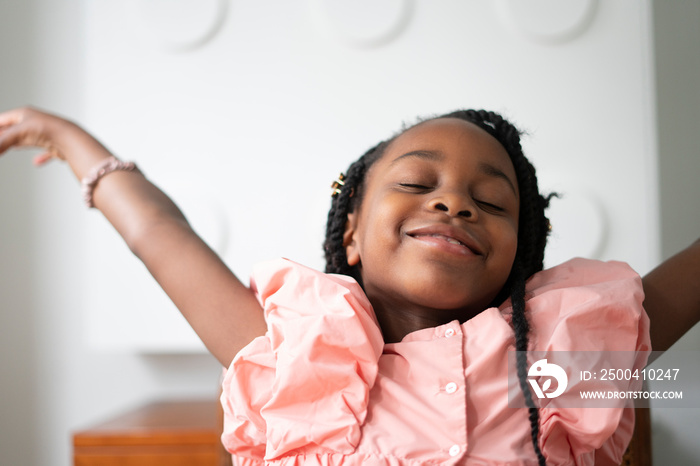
{"left": 0, "top": 3, "right": 41, "bottom": 464}
{"left": 0, "top": 1, "right": 698, "bottom": 465}
{"left": 650, "top": 1, "right": 700, "bottom": 463}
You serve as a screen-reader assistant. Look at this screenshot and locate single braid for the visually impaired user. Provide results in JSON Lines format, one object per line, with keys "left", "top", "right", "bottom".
{"left": 324, "top": 141, "right": 387, "bottom": 283}
{"left": 324, "top": 110, "right": 552, "bottom": 465}
{"left": 511, "top": 262, "right": 548, "bottom": 466}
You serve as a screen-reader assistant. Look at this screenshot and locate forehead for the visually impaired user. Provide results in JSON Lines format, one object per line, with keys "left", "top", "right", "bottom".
{"left": 372, "top": 117, "right": 516, "bottom": 180}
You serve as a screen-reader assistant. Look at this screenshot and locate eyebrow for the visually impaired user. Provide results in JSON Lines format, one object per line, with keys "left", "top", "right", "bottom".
{"left": 389, "top": 149, "right": 444, "bottom": 164}
{"left": 390, "top": 150, "right": 518, "bottom": 197}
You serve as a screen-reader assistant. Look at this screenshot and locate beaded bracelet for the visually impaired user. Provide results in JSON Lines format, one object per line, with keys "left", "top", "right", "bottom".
{"left": 81, "top": 156, "right": 140, "bottom": 208}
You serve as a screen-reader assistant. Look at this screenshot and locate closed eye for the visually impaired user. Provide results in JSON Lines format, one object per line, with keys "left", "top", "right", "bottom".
{"left": 476, "top": 200, "right": 505, "bottom": 212}
{"left": 398, "top": 183, "right": 432, "bottom": 191}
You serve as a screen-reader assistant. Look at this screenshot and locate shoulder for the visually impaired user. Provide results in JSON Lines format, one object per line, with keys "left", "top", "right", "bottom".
{"left": 249, "top": 258, "right": 382, "bottom": 351}
{"left": 223, "top": 259, "right": 384, "bottom": 459}
{"left": 526, "top": 257, "right": 641, "bottom": 295}
{"left": 251, "top": 258, "right": 372, "bottom": 316}
{"left": 519, "top": 258, "right": 650, "bottom": 352}
{"left": 526, "top": 261, "right": 649, "bottom": 462}
{"left": 251, "top": 257, "right": 359, "bottom": 292}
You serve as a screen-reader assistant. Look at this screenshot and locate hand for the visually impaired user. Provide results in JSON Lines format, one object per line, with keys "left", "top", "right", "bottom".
{"left": 0, "top": 106, "right": 76, "bottom": 165}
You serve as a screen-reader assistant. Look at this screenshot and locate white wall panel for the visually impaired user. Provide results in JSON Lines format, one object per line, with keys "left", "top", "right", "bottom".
{"left": 80, "top": 0, "right": 659, "bottom": 351}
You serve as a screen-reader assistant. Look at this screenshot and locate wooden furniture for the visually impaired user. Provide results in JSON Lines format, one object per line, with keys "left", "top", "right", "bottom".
{"left": 73, "top": 398, "right": 650, "bottom": 465}
{"left": 73, "top": 399, "right": 231, "bottom": 466}
{"left": 621, "top": 405, "right": 653, "bottom": 466}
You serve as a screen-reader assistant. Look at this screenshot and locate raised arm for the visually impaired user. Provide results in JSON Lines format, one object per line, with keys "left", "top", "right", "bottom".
{"left": 642, "top": 238, "right": 700, "bottom": 352}
{"left": 0, "top": 107, "right": 266, "bottom": 367}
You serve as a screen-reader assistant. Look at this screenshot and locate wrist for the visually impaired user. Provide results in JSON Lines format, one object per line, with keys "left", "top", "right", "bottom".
{"left": 50, "top": 118, "right": 117, "bottom": 177}
{"left": 81, "top": 156, "right": 141, "bottom": 208}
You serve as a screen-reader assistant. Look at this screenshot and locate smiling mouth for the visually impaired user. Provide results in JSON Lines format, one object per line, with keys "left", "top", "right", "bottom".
{"left": 422, "top": 234, "right": 466, "bottom": 247}
{"left": 408, "top": 233, "right": 482, "bottom": 256}
{"left": 406, "top": 224, "right": 484, "bottom": 257}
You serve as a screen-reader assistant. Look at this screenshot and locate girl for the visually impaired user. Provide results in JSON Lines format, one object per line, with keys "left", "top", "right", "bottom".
{"left": 0, "top": 107, "right": 698, "bottom": 465}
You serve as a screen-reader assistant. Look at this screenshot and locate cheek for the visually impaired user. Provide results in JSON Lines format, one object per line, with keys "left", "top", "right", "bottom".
{"left": 363, "top": 202, "right": 404, "bottom": 243}
{"left": 495, "top": 222, "right": 519, "bottom": 272}
{"left": 348, "top": 208, "right": 388, "bottom": 266}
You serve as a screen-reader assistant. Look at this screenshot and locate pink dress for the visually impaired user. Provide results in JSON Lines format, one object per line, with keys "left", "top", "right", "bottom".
{"left": 221, "top": 258, "right": 650, "bottom": 465}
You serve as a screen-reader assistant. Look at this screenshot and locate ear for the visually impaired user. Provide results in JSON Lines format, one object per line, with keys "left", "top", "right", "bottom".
{"left": 343, "top": 212, "right": 361, "bottom": 267}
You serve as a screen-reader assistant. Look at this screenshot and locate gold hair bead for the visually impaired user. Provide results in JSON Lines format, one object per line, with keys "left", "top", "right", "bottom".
{"left": 331, "top": 173, "right": 346, "bottom": 197}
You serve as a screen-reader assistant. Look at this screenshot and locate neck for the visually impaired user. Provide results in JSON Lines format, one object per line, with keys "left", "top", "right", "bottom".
{"left": 370, "top": 299, "right": 480, "bottom": 344}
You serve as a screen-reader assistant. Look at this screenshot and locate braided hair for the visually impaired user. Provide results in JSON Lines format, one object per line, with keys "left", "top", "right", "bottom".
{"left": 324, "top": 110, "right": 552, "bottom": 465}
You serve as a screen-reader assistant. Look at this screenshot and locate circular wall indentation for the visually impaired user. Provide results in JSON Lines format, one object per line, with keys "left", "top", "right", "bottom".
{"left": 309, "top": 0, "right": 412, "bottom": 48}
{"left": 494, "top": 0, "right": 598, "bottom": 45}
{"left": 130, "top": 0, "right": 228, "bottom": 52}
{"left": 544, "top": 190, "right": 607, "bottom": 267}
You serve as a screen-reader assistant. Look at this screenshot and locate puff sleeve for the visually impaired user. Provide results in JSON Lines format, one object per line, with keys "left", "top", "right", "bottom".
{"left": 220, "top": 259, "right": 384, "bottom": 462}
{"left": 522, "top": 259, "right": 651, "bottom": 465}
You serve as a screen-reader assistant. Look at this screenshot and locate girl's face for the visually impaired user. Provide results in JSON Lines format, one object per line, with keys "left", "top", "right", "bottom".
{"left": 344, "top": 118, "right": 519, "bottom": 324}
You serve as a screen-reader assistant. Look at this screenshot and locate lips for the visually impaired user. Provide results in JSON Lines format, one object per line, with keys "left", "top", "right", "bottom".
{"left": 406, "top": 224, "right": 484, "bottom": 256}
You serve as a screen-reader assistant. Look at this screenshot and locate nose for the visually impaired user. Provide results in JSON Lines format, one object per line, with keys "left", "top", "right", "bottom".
{"left": 427, "top": 192, "right": 476, "bottom": 220}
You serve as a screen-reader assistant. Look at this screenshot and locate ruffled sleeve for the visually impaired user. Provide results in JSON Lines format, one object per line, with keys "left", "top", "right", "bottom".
{"left": 220, "top": 259, "right": 384, "bottom": 462}
{"left": 521, "top": 258, "right": 651, "bottom": 465}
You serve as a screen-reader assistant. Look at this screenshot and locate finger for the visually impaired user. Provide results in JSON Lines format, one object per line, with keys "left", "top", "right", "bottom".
{"left": 0, "top": 126, "right": 24, "bottom": 155}
{"left": 0, "top": 108, "right": 25, "bottom": 130}
{"left": 32, "top": 152, "right": 54, "bottom": 166}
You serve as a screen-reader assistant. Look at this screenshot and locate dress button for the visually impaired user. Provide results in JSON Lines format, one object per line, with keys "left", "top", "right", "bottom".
{"left": 449, "top": 444, "right": 461, "bottom": 457}
{"left": 445, "top": 382, "right": 458, "bottom": 394}
{"left": 445, "top": 328, "right": 455, "bottom": 337}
